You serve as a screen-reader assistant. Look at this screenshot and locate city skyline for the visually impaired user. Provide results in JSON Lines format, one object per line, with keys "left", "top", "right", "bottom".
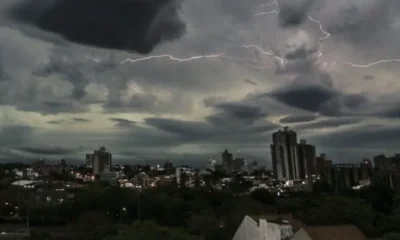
{"left": 0, "top": 0, "right": 399, "bottom": 164}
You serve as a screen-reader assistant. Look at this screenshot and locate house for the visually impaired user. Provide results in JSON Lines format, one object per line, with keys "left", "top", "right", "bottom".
{"left": 233, "top": 215, "right": 367, "bottom": 240}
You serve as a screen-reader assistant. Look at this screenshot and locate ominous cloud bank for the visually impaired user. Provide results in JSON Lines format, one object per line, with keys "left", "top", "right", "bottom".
{"left": 278, "top": 0, "right": 316, "bottom": 27}
{"left": 0, "top": 0, "right": 399, "bottom": 164}
{"left": 8, "top": 0, "right": 186, "bottom": 54}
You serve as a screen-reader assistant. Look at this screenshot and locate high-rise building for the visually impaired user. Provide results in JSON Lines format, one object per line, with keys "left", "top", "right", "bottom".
{"left": 315, "top": 153, "right": 332, "bottom": 175}
{"left": 233, "top": 158, "right": 247, "bottom": 173}
{"left": 360, "top": 159, "right": 373, "bottom": 181}
{"left": 85, "top": 154, "right": 93, "bottom": 167}
{"left": 373, "top": 154, "right": 392, "bottom": 171}
{"left": 270, "top": 127, "right": 299, "bottom": 180}
{"left": 222, "top": 149, "right": 233, "bottom": 172}
{"left": 297, "top": 139, "right": 316, "bottom": 179}
{"left": 87, "top": 147, "right": 112, "bottom": 175}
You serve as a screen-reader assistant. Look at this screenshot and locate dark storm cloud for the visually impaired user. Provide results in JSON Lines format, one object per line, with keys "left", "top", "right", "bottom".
{"left": 202, "top": 96, "right": 226, "bottom": 108}
{"left": 323, "top": 0, "right": 399, "bottom": 44}
{"left": 32, "top": 51, "right": 90, "bottom": 100}
{"left": 73, "top": 118, "right": 91, "bottom": 122}
{"left": 284, "top": 44, "right": 318, "bottom": 61}
{"left": 144, "top": 116, "right": 277, "bottom": 145}
{"left": 109, "top": 118, "right": 136, "bottom": 128}
{"left": 39, "top": 101, "right": 87, "bottom": 114}
{"left": 364, "top": 75, "right": 374, "bottom": 81}
{"left": 16, "top": 146, "right": 82, "bottom": 155}
{"left": 279, "top": 115, "right": 318, "bottom": 123}
{"left": 311, "top": 125, "right": 400, "bottom": 149}
{"left": 0, "top": 64, "right": 11, "bottom": 82}
{"left": 266, "top": 83, "right": 368, "bottom": 117}
{"left": 0, "top": 125, "right": 34, "bottom": 146}
{"left": 206, "top": 102, "right": 268, "bottom": 126}
{"left": 278, "top": 0, "right": 316, "bottom": 28}
{"left": 9, "top": 0, "right": 186, "bottom": 54}
{"left": 244, "top": 78, "right": 257, "bottom": 85}
{"left": 376, "top": 106, "right": 400, "bottom": 119}
{"left": 342, "top": 94, "right": 368, "bottom": 109}
{"left": 0, "top": 68, "right": 11, "bottom": 82}
{"left": 103, "top": 93, "right": 157, "bottom": 113}
{"left": 47, "top": 120, "right": 63, "bottom": 125}
{"left": 218, "top": 0, "right": 267, "bottom": 22}
{"left": 214, "top": 102, "right": 267, "bottom": 120}
{"left": 145, "top": 118, "right": 212, "bottom": 140}
{"left": 269, "top": 84, "right": 338, "bottom": 112}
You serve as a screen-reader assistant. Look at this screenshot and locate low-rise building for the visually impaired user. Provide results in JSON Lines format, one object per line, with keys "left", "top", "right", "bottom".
{"left": 233, "top": 215, "right": 367, "bottom": 240}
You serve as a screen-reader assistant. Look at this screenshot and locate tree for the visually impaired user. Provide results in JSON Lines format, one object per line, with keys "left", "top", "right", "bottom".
{"left": 360, "top": 183, "right": 394, "bottom": 213}
{"left": 72, "top": 212, "right": 117, "bottom": 240}
{"left": 194, "top": 169, "right": 201, "bottom": 187}
{"left": 312, "top": 180, "right": 333, "bottom": 195}
{"left": 229, "top": 175, "right": 252, "bottom": 193}
{"left": 301, "top": 196, "right": 377, "bottom": 237}
{"left": 188, "top": 214, "right": 220, "bottom": 238}
{"left": 106, "top": 221, "right": 203, "bottom": 240}
{"left": 122, "top": 165, "right": 134, "bottom": 179}
{"left": 383, "top": 232, "right": 400, "bottom": 240}
{"left": 179, "top": 169, "right": 187, "bottom": 188}
{"left": 27, "top": 229, "right": 53, "bottom": 240}
{"left": 251, "top": 189, "right": 276, "bottom": 205}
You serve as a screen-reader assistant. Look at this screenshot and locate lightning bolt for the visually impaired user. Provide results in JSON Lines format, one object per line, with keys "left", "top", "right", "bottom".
{"left": 344, "top": 59, "right": 400, "bottom": 68}
{"left": 252, "top": 0, "right": 279, "bottom": 16}
{"left": 86, "top": 0, "right": 400, "bottom": 72}
{"left": 308, "top": 16, "right": 330, "bottom": 40}
{"left": 254, "top": 9, "right": 279, "bottom": 16}
{"left": 85, "top": 56, "right": 102, "bottom": 62}
{"left": 241, "top": 44, "right": 284, "bottom": 64}
{"left": 253, "top": 1, "right": 400, "bottom": 69}
{"left": 120, "top": 53, "right": 223, "bottom": 64}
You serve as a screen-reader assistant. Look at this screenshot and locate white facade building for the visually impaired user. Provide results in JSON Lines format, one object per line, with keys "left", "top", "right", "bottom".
{"left": 232, "top": 216, "right": 311, "bottom": 240}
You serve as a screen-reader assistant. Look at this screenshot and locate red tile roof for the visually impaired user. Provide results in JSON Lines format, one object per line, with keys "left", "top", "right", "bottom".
{"left": 306, "top": 225, "right": 367, "bottom": 240}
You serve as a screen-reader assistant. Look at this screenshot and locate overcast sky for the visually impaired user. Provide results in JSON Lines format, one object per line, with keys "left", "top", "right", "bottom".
{"left": 0, "top": 0, "right": 399, "bottom": 166}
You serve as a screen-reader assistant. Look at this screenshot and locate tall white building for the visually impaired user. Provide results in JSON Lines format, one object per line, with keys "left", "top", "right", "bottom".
{"left": 233, "top": 216, "right": 299, "bottom": 240}
{"left": 270, "top": 127, "right": 299, "bottom": 180}
{"left": 175, "top": 167, "right": 194, "bottom": 188}
{"left": 89, "top": 147, "right": 112, "bottom": 175}
{"left": 207, "top": 159, "right": 217, "bottom": 171}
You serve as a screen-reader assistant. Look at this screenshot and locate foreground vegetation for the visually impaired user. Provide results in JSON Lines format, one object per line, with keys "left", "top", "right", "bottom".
{"left": 0, "top": 165, "right": 399, "bottom": 240}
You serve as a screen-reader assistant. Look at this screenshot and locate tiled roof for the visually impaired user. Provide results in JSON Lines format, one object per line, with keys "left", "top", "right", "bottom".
{"left": 306, "top": 225, "right": 367, "bottom": 240}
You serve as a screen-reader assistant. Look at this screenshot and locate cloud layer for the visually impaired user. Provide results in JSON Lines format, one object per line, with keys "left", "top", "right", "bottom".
{"left": 0, "top": 0, "right": 398, "bottom": 165}
{"left": 8, "top": 0, "right": 186, "bottom": 54}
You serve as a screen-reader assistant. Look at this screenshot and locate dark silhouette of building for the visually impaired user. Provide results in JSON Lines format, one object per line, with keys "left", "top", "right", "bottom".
{"left": 374, "top": 154, "right": 392, "bottom": 171}
{"left": 297, "top": 139, "right": 316, "bottom": 180}
{"left": 87, "top": 147, "right": 112, "bottom": 175}
{"left": 271, "top": 127, "right": 299, "bottom": 180}
{"left": 315, "top": 153, "right": 332, "bottom": 175}
{"left": 222, "top": 149, "right": 233, "bottom": 172}
{"left": 360, "top": 159, "right": 373, "bottom": 181}
{"left": 85, "top": 154, "right": 93, "bottom": 167}
{"left": 232, "top": 158, "right": 246, "bottom": 172}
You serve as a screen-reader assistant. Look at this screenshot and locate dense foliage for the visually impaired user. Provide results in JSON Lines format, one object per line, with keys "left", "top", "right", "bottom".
{"left": 0, "top": 172, "right": 397, "bottom": 240}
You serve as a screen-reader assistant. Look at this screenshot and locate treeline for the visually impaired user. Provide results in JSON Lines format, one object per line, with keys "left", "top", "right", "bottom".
{"left": 0, "top": 177, "right": 396, "bottom": 240}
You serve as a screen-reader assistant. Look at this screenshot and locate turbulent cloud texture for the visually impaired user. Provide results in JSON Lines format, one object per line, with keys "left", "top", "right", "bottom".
{"left": 0, "top": 0, "right": 398, "bottom": 165}
{"left": 8, "top": 0, "right": 186, "bottom": 54}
